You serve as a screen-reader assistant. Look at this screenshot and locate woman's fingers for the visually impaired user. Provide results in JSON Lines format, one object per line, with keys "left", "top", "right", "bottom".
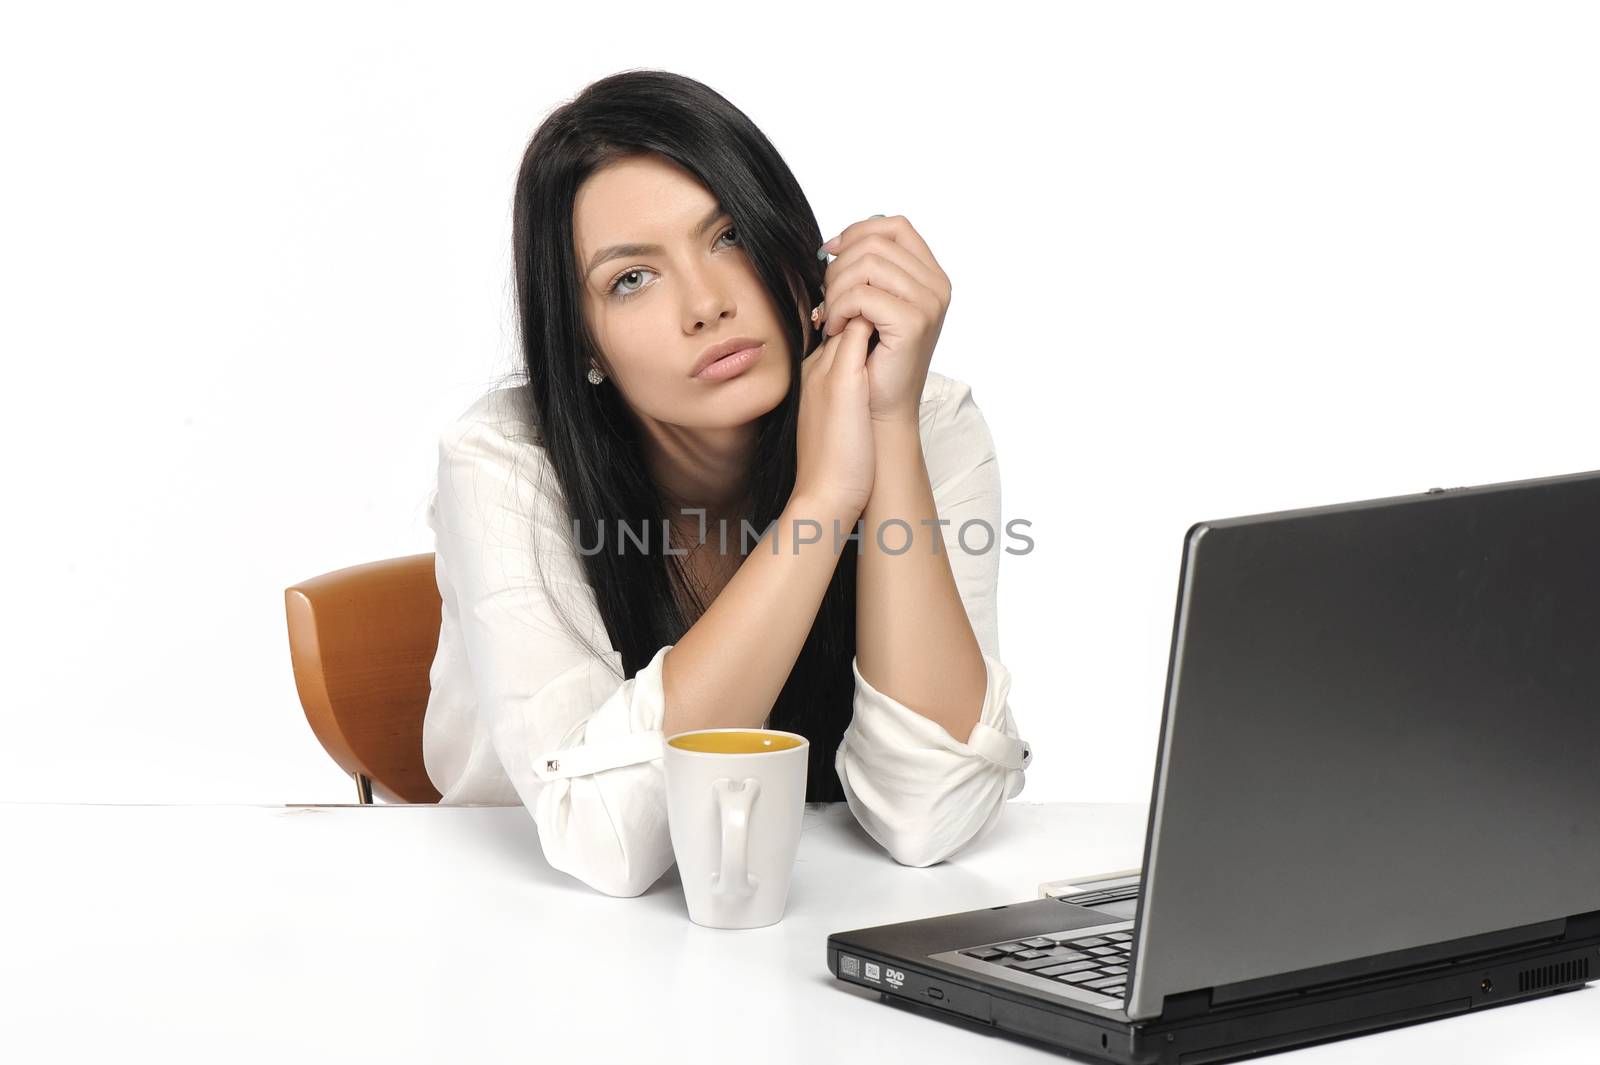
{"left": 829, "top": 314, "right": 875, "bottom": 376}
{"left": 820, "top": 252, "right": 936, "bottom": 338}
{"left": 820, "top": 284, "right": 908, "bottom": 343}
{"left": 803, "top": 319, "right": 839, "bottom": 377}
{"left": 823, "top": 233, "right": 943, "bottom": 309}
{"left": 825, "top": 215, "right": 950, "bottom": 299}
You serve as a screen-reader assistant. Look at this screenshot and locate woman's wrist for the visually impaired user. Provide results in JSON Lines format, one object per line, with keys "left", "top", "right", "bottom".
{"left": 870, "top": 412, "right": 922, "bottom": 455}
{"left": 785, "top": 488, "right": 865, "bottom": 534}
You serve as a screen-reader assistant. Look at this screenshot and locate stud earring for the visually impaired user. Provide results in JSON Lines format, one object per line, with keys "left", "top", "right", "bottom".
{"left": 587, "top": 364, "right": 606, "bottom": 385}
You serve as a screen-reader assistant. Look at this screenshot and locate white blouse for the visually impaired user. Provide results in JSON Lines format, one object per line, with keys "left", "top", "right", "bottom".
{"left": 421, "top": 368, "right": 1031, "bottom": 898}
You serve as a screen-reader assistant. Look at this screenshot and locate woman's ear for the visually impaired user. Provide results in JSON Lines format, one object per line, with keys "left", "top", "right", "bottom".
{"left": 797, "top": 292, "right": 823, "bottom": 343}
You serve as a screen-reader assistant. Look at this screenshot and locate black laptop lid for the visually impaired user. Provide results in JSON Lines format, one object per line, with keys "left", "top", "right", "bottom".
{"left": 1126, "top": 470, "right": 1600, "bottom": 1022}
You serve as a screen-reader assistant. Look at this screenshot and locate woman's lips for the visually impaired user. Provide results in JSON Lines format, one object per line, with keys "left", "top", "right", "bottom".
{"left": 693, "top": 343, "right": 764, "bottom": 381}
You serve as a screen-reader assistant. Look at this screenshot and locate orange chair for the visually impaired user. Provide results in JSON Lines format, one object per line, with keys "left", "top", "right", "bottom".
{"left": 285, "top": 554, "right": 444, "bottom": 804}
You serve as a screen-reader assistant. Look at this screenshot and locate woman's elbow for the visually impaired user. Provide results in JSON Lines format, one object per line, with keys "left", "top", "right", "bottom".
{"left": 884, "top": 778, "right": 1018, "bottom": 867}
{"left": 568, "top": 855, "right": 669, "bottom": 898}
{"left": 883, "top": 818, "right": 985, "bottom": 868}
{"left": 540, "top": 830, "right": 673, "bottom": 897}
{"left": 530, "top": 782, "right": 675, "bottom": 897}
{"left": 885, "top": 836, "right": 957, "bottom": 869}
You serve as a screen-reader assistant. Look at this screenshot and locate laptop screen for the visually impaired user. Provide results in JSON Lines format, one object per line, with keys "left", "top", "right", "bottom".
{"left": 1127, "top": 470, "right": 1600, "bottom": 1021}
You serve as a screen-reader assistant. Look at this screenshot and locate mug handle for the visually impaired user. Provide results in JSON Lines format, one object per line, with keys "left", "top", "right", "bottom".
{"left": 709, "top": 777, "right": 761, "bottom": 897}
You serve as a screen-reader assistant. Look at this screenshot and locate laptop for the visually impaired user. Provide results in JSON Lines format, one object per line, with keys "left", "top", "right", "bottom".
{"left": 828, "top": 469, "right": 1600, "bottom": 1063}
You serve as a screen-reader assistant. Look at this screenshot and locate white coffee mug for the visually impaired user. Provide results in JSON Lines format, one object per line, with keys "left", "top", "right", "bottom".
{"left": 663, "top": 728, "right": 809, "bottom": 929}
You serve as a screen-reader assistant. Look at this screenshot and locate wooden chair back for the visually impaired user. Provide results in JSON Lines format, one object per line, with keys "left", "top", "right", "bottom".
{"left": 284, "top": 553, "right": 444, "bottom": 804}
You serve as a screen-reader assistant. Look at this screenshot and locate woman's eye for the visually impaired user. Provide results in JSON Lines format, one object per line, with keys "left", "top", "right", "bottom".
{"left": 607, "top": 268, "right": 653, "bottom": 300}
{"left": 606, "top": 228, "right": 738, "bottom": 301}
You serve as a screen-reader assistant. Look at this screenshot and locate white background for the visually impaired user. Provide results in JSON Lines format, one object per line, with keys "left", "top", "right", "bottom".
{"left": 3, "top": 1, "right": 1595, "bottom": 806}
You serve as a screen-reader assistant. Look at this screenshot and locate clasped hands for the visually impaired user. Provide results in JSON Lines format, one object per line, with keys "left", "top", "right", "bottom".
{"left": 810, "top": 214, "right": 952, "bottom": 430}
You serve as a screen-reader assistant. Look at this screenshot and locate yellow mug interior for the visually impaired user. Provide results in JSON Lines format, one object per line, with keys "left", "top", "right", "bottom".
{"left": 667, "top": 730, "right": 804, "bottom": 755}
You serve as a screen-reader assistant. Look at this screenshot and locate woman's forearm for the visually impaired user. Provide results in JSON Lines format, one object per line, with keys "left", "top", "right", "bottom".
{"left": 660, "top": 492, "right": 858, "bottom": 736}
{"left": 855, "top": 417, "right": 987, "bottom": 743}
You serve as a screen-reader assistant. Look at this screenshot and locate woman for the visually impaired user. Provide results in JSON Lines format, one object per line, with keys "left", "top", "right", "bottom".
{"left": 421, "top": 69, "right": 1031, "bottom": 898}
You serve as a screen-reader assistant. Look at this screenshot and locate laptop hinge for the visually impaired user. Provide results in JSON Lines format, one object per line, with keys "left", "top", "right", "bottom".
{"left": 1158, "top": 988, "right": 1212, "bottom": 1021}
{"left": 1208, "top": 917, "right": 1568, "bottom": 1008}
{"left": 1563, "top": 908, "right": 1600, "bottom": 941}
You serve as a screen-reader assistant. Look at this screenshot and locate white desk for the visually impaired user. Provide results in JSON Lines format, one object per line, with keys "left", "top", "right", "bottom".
{"left": 0, "top": 801, "right": 1591, "bottom": 1063}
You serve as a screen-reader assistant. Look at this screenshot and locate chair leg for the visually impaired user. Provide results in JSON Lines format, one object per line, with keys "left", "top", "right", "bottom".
{"left": 355, "top": 772, "right": 374, "bottom": 804}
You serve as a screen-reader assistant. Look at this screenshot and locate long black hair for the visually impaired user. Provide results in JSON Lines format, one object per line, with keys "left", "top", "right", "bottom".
{"left": 508, "top": 68, "right": 855, "bottom": 803}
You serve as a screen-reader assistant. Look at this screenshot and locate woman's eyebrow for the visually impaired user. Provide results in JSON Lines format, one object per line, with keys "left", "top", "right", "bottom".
{"left": 584, "top": 203, "right": 727, "bottom": 277}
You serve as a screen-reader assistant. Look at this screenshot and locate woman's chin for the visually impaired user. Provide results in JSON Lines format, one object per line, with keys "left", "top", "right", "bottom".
{"left": 703, "top": 369, "right": 788, "bottom": 425}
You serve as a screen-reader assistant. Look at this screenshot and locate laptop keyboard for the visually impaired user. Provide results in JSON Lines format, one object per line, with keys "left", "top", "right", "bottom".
{"left": 954, "top": 882, "right": 1143, "bottom": 1000}
{"left": 960, "top": 931, "right": 1134, "bottom": 998}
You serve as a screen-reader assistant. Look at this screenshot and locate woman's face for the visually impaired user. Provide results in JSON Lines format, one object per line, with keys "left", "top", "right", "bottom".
{"left": 572, "top": 153, "right": 794, "bottom": 431}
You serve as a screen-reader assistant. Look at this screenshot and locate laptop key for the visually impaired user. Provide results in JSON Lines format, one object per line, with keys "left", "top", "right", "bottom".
{"left": 1037, "top": 960, "right": 1099, "bottom": 977}
{"left": 1020, "top": 937, "right": 1056, "bottom": 949}
{"left": 1085, "top": 976, "right": 1126, "bottom": 990}
{"left": 1103, "top": 965, "right": 1127, "bottom": 975}
{"left": 1012, "top": 949, "right": 1049, "bottom": 960}
{"left": 1057, "top": 970, "right": 1103, "bottom": 983}
{"left": 1088, "top": 946, "right": 1120, "bottom": 957}
{"left": 1048, "top": 950, "right": 1092, "bottom": 962}
{"left": 1013, "top": 955, "right": 1083, "bottom": 972}
{"left": 991, "top": 942, "right": 1027, "bottom": 953}
{"left": 1069, "top": 937, "right": 1110, "bottom": 948}
{"left": 960, "top": 948, "right": 1005, "bottom": 960}
{"left": 1106, "top": 932, "right": 1133, "bottom": 942}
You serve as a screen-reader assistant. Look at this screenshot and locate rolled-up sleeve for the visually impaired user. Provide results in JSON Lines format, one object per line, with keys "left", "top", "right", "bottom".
{"left": 510, "top": 645, "right": 677, "bottom": 899}
{"left": 833, "top": 375, "right": 1032, "bottom": 867}
{"left": 429, "top": 409, "right": 677, "bottom": 898}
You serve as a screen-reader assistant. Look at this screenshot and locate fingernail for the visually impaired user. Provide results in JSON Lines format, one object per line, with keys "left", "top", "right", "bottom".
{"left": 869, "top": 213, "right": 886, "bottom": 219}
{"left": 815, "top": 242, "right": 829, "bottom": 260}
